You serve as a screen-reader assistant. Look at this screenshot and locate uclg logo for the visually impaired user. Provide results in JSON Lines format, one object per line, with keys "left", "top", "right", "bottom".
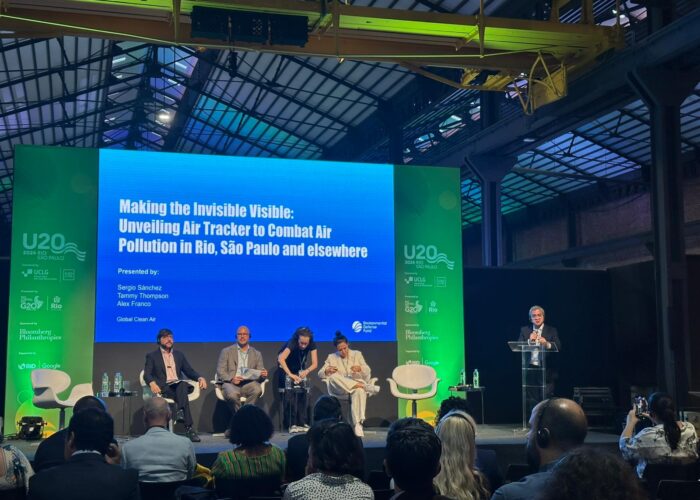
{"left": 22, "top": 233, "right": 86, "bottom": 262}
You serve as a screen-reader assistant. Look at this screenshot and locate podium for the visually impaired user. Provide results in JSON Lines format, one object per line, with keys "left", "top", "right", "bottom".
{"left": 508, "top": 341, "right": 559, "bottom": 430}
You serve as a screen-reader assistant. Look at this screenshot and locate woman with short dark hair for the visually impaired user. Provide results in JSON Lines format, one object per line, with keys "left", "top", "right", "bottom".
{"left": 283, "top": 420, "right": 373, "bottom": 499}
{"left": 211, "top": 405, "right": 285, "bottom": 483}
{"left": 620, "top": 392, "right": 698, "bottom": 477}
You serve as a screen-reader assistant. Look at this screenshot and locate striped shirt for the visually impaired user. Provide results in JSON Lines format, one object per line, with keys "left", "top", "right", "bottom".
{"left": 212, "top": 445, "right": 285, "bottom": 480}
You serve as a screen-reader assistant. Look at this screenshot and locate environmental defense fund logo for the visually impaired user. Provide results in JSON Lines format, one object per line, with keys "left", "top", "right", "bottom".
{"left": 351, "top": 320, "right": 388, "bottom": 334}
{"left": 403, "top": 245, "right": 454, "bottom": 270}
{"left": 22, "top": 233, "right": 86, "bottom": 262}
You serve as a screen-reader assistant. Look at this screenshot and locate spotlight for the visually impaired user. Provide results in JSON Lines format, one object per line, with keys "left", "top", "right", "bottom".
{"left": 17, "top": 416, "right": 46, "bottom": 440}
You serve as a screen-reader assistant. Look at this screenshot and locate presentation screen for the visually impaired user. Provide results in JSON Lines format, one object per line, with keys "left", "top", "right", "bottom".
{"left": 95, "top": 150, "right": 396, "bottom": 342}
{"left": 6, "top": 145, "right": 465, "bottom": 428}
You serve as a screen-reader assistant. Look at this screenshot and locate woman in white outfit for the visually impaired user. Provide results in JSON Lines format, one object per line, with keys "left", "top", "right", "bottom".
{"left": 319, "top": 331, "right": 378, "bottom": 437}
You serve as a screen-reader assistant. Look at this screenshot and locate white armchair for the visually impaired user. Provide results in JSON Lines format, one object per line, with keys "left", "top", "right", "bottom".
{"left": 31, "top": 369, "right": 94, "bottom": 429}
{"left": 387, "top": 364, "right": 441, "bottom": 417}
{"left": 212, "top": 374, "right": 269, "bottom": 403}
{"left": 138, "top": 370, "right": 200, "bottom": 431}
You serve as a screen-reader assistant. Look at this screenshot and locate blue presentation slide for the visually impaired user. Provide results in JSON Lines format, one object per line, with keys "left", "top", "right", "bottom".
{"left": 94, "top": 150, "right": 396, "bottom": 342}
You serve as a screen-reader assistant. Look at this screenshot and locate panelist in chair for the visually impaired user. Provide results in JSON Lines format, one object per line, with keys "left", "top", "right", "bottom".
{"left": 319, "top": 331, "right": 378, "bottom": 437}
{"left": 144, "top": 328, "right": 207, "bottom": 442}
{"left": 216, "top": 325, "right": 268, "bottom": 415}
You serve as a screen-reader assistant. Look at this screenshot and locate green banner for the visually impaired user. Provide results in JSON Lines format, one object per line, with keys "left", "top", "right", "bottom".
{"left": 4, "top": 146, "right": 98, "bottom": 433}
{"left": 395, "top": 165, "right": 464, "bottom": 421}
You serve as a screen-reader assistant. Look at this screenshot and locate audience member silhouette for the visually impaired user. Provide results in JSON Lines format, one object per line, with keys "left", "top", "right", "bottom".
{"left": 28, "top": 408, "right": 139, "bottom": 500}
{"left": 284, "top": 420, "right": 372, "bottom": 499}
{"left": 385, "top": 417, "right": 452, "bottom": 500}
{"left": 121, "top": 396, "right": 197, "bottom": 482}
{"left": 211, "top": 404, "right": 285, "bottom": 483}
{"left": 538, "top": 447, "right": 647, "bottom": 500}
{"left": 620, "top": 392, "right": 698, "bottom": 477}
{"left": 435, "top": 410, "right": 490, "bottom": 500}
{"left": 0, "top": 444, "right": 34, "bottom": 495}
{"left": 436, "top": 397, "right": 503, "bottom": 490}
{"left": 490, "top": 398, "right": 587, "bottom": 500}
{"left": 33, "top": 395, "right": 106, "bottom": 472}
{"left": 286, "top": 395, "right": 343, "bottom": 482}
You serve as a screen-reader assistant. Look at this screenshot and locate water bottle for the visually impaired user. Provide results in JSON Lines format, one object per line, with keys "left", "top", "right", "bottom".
{"left": 473, "top": 368, "right": 480, "bottom": 388}
{"left": 459, "top": 369, "right": 466, "bottom": 386}
{"left": 113, "top": 372, "right": 122, "bottom": 394}
{"left": 101, "top": 372, "right": 109, "bottom": 397}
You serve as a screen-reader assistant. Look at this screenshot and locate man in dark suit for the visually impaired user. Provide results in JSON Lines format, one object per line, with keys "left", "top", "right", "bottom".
{"left": 144, "top": 328, "right": 207, "bottom": 442}
{"left": 33, "top": 395, "right": 106, "bottom": 472}
{"left": 28, "top": 408, "right": 139, "bottom": 500}
{"left": 518, "top": 305, "right": 561, "bottom": 415}
{"left": 216, "top": 325, "right": 268, "bottom": 415}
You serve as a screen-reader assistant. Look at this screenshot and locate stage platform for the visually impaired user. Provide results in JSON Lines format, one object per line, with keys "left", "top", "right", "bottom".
{"left": 7, "top": 424, "right": 621, "bottom": 476}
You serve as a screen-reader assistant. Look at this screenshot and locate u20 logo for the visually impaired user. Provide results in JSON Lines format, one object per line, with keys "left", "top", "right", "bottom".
{"left": 22, "top": 233, "right": 86, "bottom": 261}
{"left": 403, "top": 244, "right": 454, "bottom": 270}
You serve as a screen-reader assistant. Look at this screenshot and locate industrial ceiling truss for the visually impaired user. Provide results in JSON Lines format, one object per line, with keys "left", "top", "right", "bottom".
{"left": 0, "top": 0, "right": 625, "bottom": 112}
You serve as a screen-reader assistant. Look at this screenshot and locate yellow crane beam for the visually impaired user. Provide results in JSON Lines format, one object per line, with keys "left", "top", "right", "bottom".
{"left": 0, "top": 0, "right": 625, "bottom": 112}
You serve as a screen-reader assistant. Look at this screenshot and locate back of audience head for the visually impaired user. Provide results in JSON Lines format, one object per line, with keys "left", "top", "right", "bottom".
{"left": 435, "top": 396, "right": 473, "bottom": 425}
{"left": 228, "top": 404, "right": 274, "bottom": 447}
{"left": 648, "top": 392, "right": 681, "bottom": 449}
{"left": 388, "top": 416, "right": 434, "bottom": 436}
{"left": 313, "top": 395, "right": 342, "bottom": 424}
{"left": 66, "top": 408, "right": 114, "bottom": 457}
{"left": 526, "top": 398, "right": 588, "bottom": 470}
{"left": 307, "top": 420, "right": 365, "bottom": 479}
{"left": 435, "top": 410, "right": 489, "bottom": 500}
{"left": 385, "top": 421, "right": 442, "bottom": 493}
{"left": 143, "top": 396, "right": 171, "bottom": 427}
{"left": 538, "top": 447, "right": 647, "bottom": 500}
{"left": 73, "top": 395, "right": 106, "bottom": 414}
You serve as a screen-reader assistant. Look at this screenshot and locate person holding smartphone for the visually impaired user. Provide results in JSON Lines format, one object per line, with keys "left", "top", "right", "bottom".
{"left": 620, "top": 392, "right": 698, "bottom": 477}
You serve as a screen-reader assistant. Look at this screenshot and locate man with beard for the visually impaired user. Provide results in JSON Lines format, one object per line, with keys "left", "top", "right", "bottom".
{"left": 144, "top": 328, "right": 208, "bottom": 442}
{"left": 490, "top": 398, "right": 587, "bottom": 500}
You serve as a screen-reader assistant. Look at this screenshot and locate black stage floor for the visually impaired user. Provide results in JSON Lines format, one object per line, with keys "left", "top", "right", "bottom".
{"left": 8, "top": 424, "right": 621, "bottom": 475}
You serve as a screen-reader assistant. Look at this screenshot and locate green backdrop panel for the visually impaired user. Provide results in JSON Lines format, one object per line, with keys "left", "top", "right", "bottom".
{"left": 394, "top": 164, "right": 464, "bottom": 421}
{"left": 4, "top": 146, "right": 98, "bottom": 433}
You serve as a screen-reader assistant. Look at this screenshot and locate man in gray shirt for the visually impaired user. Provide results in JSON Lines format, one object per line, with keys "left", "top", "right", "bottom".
{"left": 121, "top": 397, "right": 196, "bottom": 482}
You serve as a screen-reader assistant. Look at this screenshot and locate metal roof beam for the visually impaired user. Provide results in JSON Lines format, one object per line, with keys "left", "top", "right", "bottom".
{"left": 282, "top": 56, "right": 381, "bottom": 101}
{"left": 570, "top": 128, "right": 649, "bottom": 169}
{"left": 511, "top": 166, "right": 647, "bottom": 186}
{"left": 201, "top": 53, "right": 355, "bottom": 131}
{"left": 435, "top": 7, "right": 700, "bottom": 166}
{"left": 162, "top": 48, "right": 219, "bottom": 151}
{"left": 0, "top": 70, "right": 142, "bottom": 121}
{"left": 0, "top": 1, "right": 620, "bottom": 74}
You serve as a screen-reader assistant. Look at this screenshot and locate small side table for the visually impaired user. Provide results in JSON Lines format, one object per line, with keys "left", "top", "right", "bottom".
{"left": 103, "top": 391, "right": 136, "bottom": 436}
{"left": 448, "top": 385, "right": 486, "bottom": 424}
